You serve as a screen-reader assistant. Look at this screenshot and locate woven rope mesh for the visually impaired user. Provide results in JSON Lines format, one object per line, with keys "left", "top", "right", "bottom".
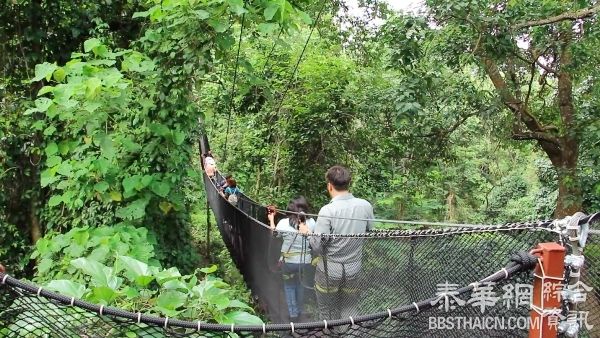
{"left": 1, "top": 143, "right": 598, "bottom": 337}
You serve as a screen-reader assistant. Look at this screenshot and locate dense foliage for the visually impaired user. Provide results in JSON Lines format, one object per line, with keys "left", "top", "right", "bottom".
{"left": 0, "top": 0, "right": 599, "bottom": 326}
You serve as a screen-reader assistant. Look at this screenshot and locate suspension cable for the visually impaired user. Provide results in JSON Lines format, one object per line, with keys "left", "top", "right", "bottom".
{"left": 272, "top": 1, "right": 327, "bottom": 116}
{"left": 240, "top": 194, "right": 599, "bottom": 231}
{"left": 223, "top": 4, "right": 247, "bottom": 161}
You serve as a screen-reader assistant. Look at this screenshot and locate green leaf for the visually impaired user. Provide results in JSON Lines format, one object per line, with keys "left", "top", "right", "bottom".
{"left": 227, "top": 299, "right": 253, "bottom": 310}
{"left": 159, "top": 201, "right": 173, "bottom": 214}
{"left": 264, "top": 3, "right": 279, "bottom": 21}
{"left": 43, "top": 125, "right": 56, "bottom": 136}
{"left": 84, "top": 38, "right": 102, "bottom": 53}
{"left": 90, "top": 286, "right": 117, "bottom": 304}
{"left": 48, "top": 195, "right": 64, "bottom": 207}
{"left": 32, "top": 62, "right": 58, "bottom": 82}
{"left": 227, "top": 0, "right": 246, "bottom": 15}
{"left": 258, "top": 23, "right": 278, "bottom": 35}
{"left": 85, "top": 77, "right": 102, "bottom": 98}
{"left": 46, "top": 155, "right": 62, "bottom": 168}
{"left": 38, "top": 86, "right": 55, "bottom": 96}
{"left": 195, "top": 9, "right": 210, "bottom": 20}
{"left": 53, "top": 67, "right": 66, "bottom": 82}
{"left": 94, "top": 181, "right": 109, "bottom": 193}
{"left": 44, "top": 142, "right": 58, "bottom": 156}
{"left": 35, "top": 97, "right": 53, "bottom": 112}
{"left": 297, "top": 10, "right": 312, "bottom": 25}
{"left": 132, "top": 10, "right": 150, "bottom": 18}
{"left": 156, "top": 290, "right": 187, "bottom": 310}
{"left": 150, "top": 181, "right": 171, "bottom": 198}
{"left": 149, "top": 123, "right": 170, "bottom": 137}
{"left": 99, "top": 134, "right": 115, "bottom": 159}
{"left": 37, "top": 258, "right": 54, "bottom": 274}
{"left": 45, "top": 142, "right": 58, "bottom": 156}
{"left": 46, "top": 280, "right": 87, "bottom": 299}
{"left": 118, "top": 256, "right": 151, "bottom": 278}
{"left": 155, "top": 267, "right": 181, "bottom": 285}
{"left": 109, "top": 191, "right": 122, "bottom": 202}
{"left": 122, "top": 175, "right": 140, "bottom": 194}
{"left": 208, "top": 19, "right": 229, "bottom": 33}
{"left": 172, "top": 131, "right": 185, "bottom": 145}
{"left": 200, "top": 265, "right": 218, "bottom": 274}
{"left": 222, "top": 311, "right": 262, "bottom": 325}
{"left": 162, "top": 279, "right": 188, "bottom": 291}
{"left": 115, "top": 198, "right": 149, "bottom": 220}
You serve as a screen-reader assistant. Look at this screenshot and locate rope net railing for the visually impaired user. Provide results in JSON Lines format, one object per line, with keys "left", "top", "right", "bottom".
{"left": 0, "top": 139, "right": 598, "bottom": 337}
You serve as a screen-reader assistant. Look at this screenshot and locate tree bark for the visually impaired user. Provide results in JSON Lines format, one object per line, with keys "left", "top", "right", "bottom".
{"left": 481, "top": 55, "right": 582, "bottom": 218}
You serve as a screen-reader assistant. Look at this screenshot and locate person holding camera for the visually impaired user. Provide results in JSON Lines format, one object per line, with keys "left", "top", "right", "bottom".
{"left": 267, "top": 196, "right": 315, "bottom": 321}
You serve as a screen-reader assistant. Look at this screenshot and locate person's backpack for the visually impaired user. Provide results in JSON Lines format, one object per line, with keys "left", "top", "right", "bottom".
{"left": 227, "top": 187, "right": 240, "bottom": 205}
{"left": 228, "top": 193, "right": 238, "bottom": 205}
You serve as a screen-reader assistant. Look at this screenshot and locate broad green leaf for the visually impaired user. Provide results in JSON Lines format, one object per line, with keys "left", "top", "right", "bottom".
{"left": 46, "top": 155, "right": 62, "bottom": 168}
{"left": 94, "top": 181, "right": 109, "bottom": 193}
{"left": 85, "top": 77, "right": 102, "bottom": 98}
{"left": 132, "top": 10, "right": 149, "bottom": 18}
{"left": 258, "top": 23, "right": 278, "bottom": 35}
{"left": 222, "top": 311, "right": 262, "bottom": 325}
{"left": 90, "top": 286, "right": 117, "bottom": 304}
{"left": 227, "top": 299, "right": 252, "bottom": 310}
{"left": 162, "top": 279, "right": 188, "bottom": 291}
{"left": 297, "top": 10, "right": 312, "bottom": 25}
{"left": 53, "top": 67, "right": 66, "bottom": 82}
{"left": 155, "top": 267, "right": 181, "bottom": 285}
{"left": 122, "top": 175, "right": 140, "bottom": 194}
{"left": 140, "top": 175, "right": 153, "bottom": 188}
{"left": 70, "top": 257, "right": 107, "bottom": 284}
{"left": 264, "top": 3, "right": 279, "bottom": 21}
{"left": 200, "top": 265, "right": 218, "bottom": 274}
{"left": 109, "top": 191, "right": 122, "bottom": 202}
{"left": 156, "top": 290, "right": 187, "bottom": 310}
{"left": 159, "top": 201, "right": 173, "bottom": 214}
{"left": 45, "top": 142, "right": 58, "bottom": 156}
{"left": 43, "top": 125, "right": 56, "bottom": 136}
{"left": 172, "top": 130, "right": 185, "bottom": 145}
{"left": 37, "top": 258, "right": 54, "bottom": 274}
{"left": 150, "top": 181, "right": 171, "bottom": 198}
{"left": 37, "top": 86, "right": 55, "bottom": 96}
{"left": 46, "top": 280, "right": 87, "bottom": 299}
{"left": 208, "top": 19, "right": 228, "bottom": 33}
{"left": 32, "top": 62, "right": 58, "bottom": 82}
{"left": 149, "top": 123, "right": 170, "bottom": 137}
{"left": 195, "top": 9, "right": 210, "bottom": 20}
{"left": 118, "top": 256, "right": 151, "bottom": 278}
{"left": 227, "top": 0, "right": 246, "bottom": 15}
{"left": 84, "top": 38, "right": 102, "bottom": 53}
{"left": 48, "top": 195, "right": 64, "bottom": 207}
{"left": 115, "top": 198, "right": 148, "bottom": 220}
{"left": 35, "top": 98, "right": 53, "bottom": 112}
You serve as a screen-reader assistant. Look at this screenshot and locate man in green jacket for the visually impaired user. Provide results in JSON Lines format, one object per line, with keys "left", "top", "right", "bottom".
{"left": 310, "top": 165, "right": 374, "bottom": 320}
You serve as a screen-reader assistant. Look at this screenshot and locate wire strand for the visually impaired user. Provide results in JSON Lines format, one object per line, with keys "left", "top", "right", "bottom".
{"left": 272, "top": 1, "right": 327, "bottom": 116}
{"left": 223, "top": 5, "right": 247, "bottom": 161}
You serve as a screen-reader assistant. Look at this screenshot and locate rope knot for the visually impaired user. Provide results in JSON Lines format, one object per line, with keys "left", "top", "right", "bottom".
{"left": 510, "top": 251, "right": 538, "bottom": 271}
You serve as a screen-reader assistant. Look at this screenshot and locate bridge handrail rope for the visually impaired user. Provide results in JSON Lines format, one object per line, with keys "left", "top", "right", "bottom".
{"left": 230, "top": 186, "right": 600, "bottom": 236}
{"left": 0, "top": 251, "right": 539, "bottom": 333}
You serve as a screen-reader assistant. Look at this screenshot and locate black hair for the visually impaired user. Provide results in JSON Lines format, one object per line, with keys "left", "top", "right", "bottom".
{"left": 287, "top": 196, "right": 309, "bottom": 229}
{"left": 325, "top": 165, "right": 351, "bottom": 191}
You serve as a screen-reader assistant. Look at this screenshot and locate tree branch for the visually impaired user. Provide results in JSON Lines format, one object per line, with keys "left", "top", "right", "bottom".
{"left": 512, "top": 131, "right": 561, "bottom": 146}
{"left": 514, "top": 4, "right": 600, "bottom": 30}
{"left": 415, "top": 114, "right": 474, "bottom": 138}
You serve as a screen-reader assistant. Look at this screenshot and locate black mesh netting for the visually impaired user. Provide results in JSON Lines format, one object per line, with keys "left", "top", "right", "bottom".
{"left": 0, "top": 138, "right": 597, "bottom": 337}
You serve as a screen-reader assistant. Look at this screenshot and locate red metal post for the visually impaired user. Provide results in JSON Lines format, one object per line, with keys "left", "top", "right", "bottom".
{"left": 529, "top": 242, "right": 565, "bottom": 338}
